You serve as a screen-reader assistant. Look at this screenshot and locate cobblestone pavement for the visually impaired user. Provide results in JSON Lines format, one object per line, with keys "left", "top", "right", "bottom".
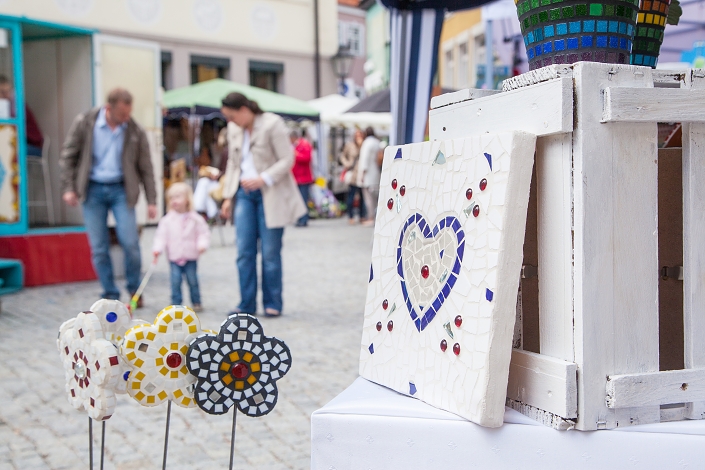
{"left": 0, "top": 218, "right": 373, "bottom": 469}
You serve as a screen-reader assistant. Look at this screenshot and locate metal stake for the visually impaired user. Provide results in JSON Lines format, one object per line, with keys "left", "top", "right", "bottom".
{"left": 162, "top": 400, "right": 172, "bottom": 470}
{"left": 100, "top": 421, "right": 106, "bottom": 470}
{"left": 88, "top": 417, "right": 93, "bottom": 470}
{"left": 229, "top": 407, "right": 238, "bottom": 470}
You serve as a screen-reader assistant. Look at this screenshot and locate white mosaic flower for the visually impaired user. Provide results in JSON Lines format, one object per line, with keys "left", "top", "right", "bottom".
{"left": 57, "top": 311, "right": 121, "bottom": 421}
{"left": 89, "top": 299, "right": 148, "bottom": 394}
{"left": 120, "top": 305, "right": 204, "bottom": 408}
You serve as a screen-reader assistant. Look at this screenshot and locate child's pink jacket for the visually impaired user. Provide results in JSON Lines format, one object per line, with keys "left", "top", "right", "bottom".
{"left": 153, "top": 210, "right": 210, "bottom": 264}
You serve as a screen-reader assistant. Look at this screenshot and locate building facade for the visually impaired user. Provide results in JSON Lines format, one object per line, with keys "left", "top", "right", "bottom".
{"left": 337, "top": 0, "right": 366, "bottom": 98}
{"left": 0, "top": 0, "right": 339, "bottom": 99}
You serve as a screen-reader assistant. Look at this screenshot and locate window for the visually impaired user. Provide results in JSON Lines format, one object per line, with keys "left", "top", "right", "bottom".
{"left": 249, "top": 60, "right": 283, "bottom": 93}
{"left": 161, "top": 51, "right": 172, "bottom": 90}
{"left": 190, "top": 55, "right": 230, "bottom": 84}
{"left": 457, "top": 42, "right": 469, "bottom": 89}
{"left": 339, "top": 21, "right": 365, "bottom": 57}
{"left": 443, "top": 48, "right": 454, "bottom": 88}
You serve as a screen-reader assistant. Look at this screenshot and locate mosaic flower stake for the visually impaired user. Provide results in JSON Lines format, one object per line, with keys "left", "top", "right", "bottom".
{"left": 120, "top": 305, "right": 205, "bottom": 469}
{"left": 57, "top": 311, "right": 122, "bottom": 469}
{"left": 187, "top": 314, "right": 292, "bottom": 470}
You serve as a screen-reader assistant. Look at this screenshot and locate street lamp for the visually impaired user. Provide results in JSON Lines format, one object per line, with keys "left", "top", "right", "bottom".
{"left": 331, "top": 43, "right": 354, "bottom": 95}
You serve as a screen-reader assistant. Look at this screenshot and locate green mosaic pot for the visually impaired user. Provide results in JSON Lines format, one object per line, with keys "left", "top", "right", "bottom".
{"left": 630, "top": 0, "right": 671, "bottom": 68}
{"left": 516, "top": 0, "right": 639, "bottom": 70}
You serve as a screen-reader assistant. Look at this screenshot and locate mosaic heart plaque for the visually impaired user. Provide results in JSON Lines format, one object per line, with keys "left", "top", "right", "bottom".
{"left": 359, "top": 131, "right": 536, "bottom": 427}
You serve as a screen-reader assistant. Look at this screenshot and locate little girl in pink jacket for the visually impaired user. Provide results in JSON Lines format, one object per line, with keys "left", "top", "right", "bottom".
{"left": 153, "top": 183, "right": 210, "bottom": 311}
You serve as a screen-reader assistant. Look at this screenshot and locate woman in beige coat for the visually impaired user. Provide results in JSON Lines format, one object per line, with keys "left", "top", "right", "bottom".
{"left": 339, "top": 129, "right": 366, "bottom": 224}
{"left": 219, "top": 92, "right": 306, "bottom": 317}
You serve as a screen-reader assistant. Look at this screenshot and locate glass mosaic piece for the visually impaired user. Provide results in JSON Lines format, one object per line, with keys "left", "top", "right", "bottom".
{"left": 369, "top": 265, "right": 373, "bottom": 282}
{"left": 369, "top": 343, "right": 375, "bottom": 354}
{"left": 484, "top": 152, "right": 493, "bottom": 171}
{"left": 443, "top": 322, "right": 454, "bottom": 339}
{"left": 392, "top": 179, "right": 398, "bottom": 190}
{"left": 433, "top": 150, "right": 446, "bottom": 165}
{"left": 187, "top": 314, "right": 291, "bottom": 416}
{"left": 383, "top": 299, "right": 389, "bottom": 310}
{"left": 396, "top": 195, "right": 402, "bottom": 213}
{"left": 57, "top": 311, "right": 122, "bottom": 421}
{"left": 376, "top": 321, "right": 382, "bottom": 331}
{"left": 455, "top": 315, "right": 463, "bottom": 328}
{"left": 360, "top": 132, "right": 536, "bottom": 427}
{"left": 400, "top": 186, "right": 406, "bottom": 196}
{"left": 409, "top": 383, "right": 417, "bottom": 395}
{"left": 120, "top": 305, "right": 205, "bottom": 408}
{"left": 480, "top": 178, "right": 488, "bottom": 191}
{"left": 394, "top": 148, "right": 402, "bottom": 160}
{"left": 387, "top": 198, "right": 394, "bottom": 210}
{"left": 106, "top": 312, "right": 118, "bottom": 323}
{"left": 387, "top": 320, "right": 394, "bottom": 332}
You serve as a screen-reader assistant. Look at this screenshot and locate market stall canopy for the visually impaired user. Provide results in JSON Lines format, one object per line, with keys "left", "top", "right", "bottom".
{"left": 307, "top": 94, "right": 359, "bottom": 121}
{"left": 163, "top": 78, "right": 320, "bottom": 122}
{"left": 326, "top": 111, "right": 393, "bottom": 130}
{"left": 346, "top": 89, "right": 391, "bottom": 113}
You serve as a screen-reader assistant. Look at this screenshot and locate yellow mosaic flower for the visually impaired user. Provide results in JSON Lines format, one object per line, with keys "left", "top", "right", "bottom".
{"left": 120, "top": 305, "right": 205, "bottom": 408}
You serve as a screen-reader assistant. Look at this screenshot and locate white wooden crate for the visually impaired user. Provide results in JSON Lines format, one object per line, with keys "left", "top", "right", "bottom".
{"left": 429, "top": 62, "right": 705, "bottom": 431}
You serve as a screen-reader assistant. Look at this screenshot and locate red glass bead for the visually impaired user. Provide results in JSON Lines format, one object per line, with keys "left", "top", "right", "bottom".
{"left": 166, "top": 352, "right": 182, "bottom": 369}
{"left": 383, "top": 299, "right": 389, "bottom": 310}
{"left": 400, "top": 186, "right": 406, "bottom": 196}
{"left": 440, "top": 339, "right": 447, "bottom": 352}
{"left": 421, "top": 265, "right": 430, "bottom": 279}
{"left": 392, "top": 179, "right": 398, "bottom": 190}
{"left": 465, "top": 188, "right": 473, "bottom": 200}
{"left": 231, "top": 362, "right": 249, "bottom": 379}
{"left": 453, "top": 343, "right": 461, "bottom": 355}
{"left": 480, "top": 178, "right": 487, "bottom": 191}
{"left": 387, "top": 198, "right": 394, "bottom": 210}
{"left": 455, "top": 315, "right": 462, "bottom": 327}
{"left": 376, "top": 321, "right": 382, "bottom": 331}
{"left": 387, "top": 320, "right": 393, "bottom": 332}
{"left": 472, "top": 205, "right": 480, "bottom": 217}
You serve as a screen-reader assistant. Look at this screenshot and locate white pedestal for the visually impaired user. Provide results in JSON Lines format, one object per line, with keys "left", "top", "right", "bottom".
{"left": 312, "top": 377, "right": 705, "bottom": 469}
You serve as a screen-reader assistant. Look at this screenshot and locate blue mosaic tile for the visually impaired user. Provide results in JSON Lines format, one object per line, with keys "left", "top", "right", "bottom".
{"left": 555, "top": 39, "right": 566, "bottom": 51}
{"left": 567, "top": 37, "right": 579, "bottom": 49}
{"left": 597, "top": 20, "right": 608, "bottom": 32}
{"left": 582, "top": 35, "right": 593, "bottom": 47}
{"left": 556, "top": 23, "right": 567, "bottom": 35}
{"left": 544, "top": 24, "right": 555, "bottom": 37}
{"left": 409, "top": 383, "right": 417, "bottom": 395}
{"left": 583, "top": 20, "right": 595, "bottom": 32}
{"left": 569, "top": 21, "right": 580, "bottom": 33}
{"left": 486, "top": 289, "right": 494, "bottom": 302}
{"left": 596, "top": 35, "right": 608, "bottom": 47}
{"left": 369, "top": 343, "right": 375, "bottom": 354}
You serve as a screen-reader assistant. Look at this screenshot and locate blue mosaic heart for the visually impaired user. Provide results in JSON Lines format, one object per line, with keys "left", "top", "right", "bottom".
{"left": 397, "top": 213, "right": 465, "bottom": 332}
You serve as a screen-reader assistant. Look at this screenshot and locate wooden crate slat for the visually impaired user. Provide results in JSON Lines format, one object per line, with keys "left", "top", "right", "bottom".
{"left": 507, "top": 349, "right": 578, "bottom": 419}
{"left": 430, "top": 88, "right": 500, "bottom": 110}
{"left": 606, "top": 368, "right": 705, "bottom": 408}
{"left": 603, "top": 87, "right": 705, "bottom": 123}
{"left": 428, "top": 77, "right": 573, "bottom": 141}
{"left": 536, "top": 133, "right": 575, "bottom": 362}
{"left": 572, "top": 62, "right": 660, "bottom": 430}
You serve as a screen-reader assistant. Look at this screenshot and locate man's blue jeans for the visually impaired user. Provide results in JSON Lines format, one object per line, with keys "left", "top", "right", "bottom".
{"left": 234, "top": 187, "right": 284, "bottom": 313}
{"left": 297, "top": 183, "right": 311, "bottom": 226}
{"left": 170, "top": 260, "right": 201, "bottom": 305}
{"left": 82, "top": 182, "right": 141, "bottom": 299}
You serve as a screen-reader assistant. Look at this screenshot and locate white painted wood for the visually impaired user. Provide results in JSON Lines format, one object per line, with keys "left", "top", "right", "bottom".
{"left": 660, "top": 404, "right": 688, "bottom": 422}
{"left": 606, "top": 368, "right": 705, "bottom": 408}
{"left": 652, "top": 69, "right": 688, "bottom": 87}
{"left": 683, "top": 68, "right": 705, "bottom": 420}
{"left": 602, "top": 87, "right": 705, "bottom": 123}
{"left": 429, "top": 78, "right": 573, "bottom": 141}
{"left": 430, "top": 88, "right": 500, "bottom": 110}
{"left": 501, "top": 64, "right": 574, "bottom": 91}
{"left": 536, "top": 133, "right": 574, "bottom": 362}
{"left": 505, "top": 398, "right": 575, "bottom": 430}
{"left": 507, "top": 349, "right": 577, "bottom": 419}
{"left": 572, "top": 62, "right": 660, "bottom": 430}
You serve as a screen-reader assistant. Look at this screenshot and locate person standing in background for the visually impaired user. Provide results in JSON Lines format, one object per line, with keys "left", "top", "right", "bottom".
{"left": 60, "top": 88, "right": 157, "bottom": 305}
{"left": 290, "top": 130, "right": 314, "bottom": 227}
{"left": 339, "top": 129, "right": 366, "bottom": 224}
{"left": 219, "top": 92, "right": 306, "bottom": 317}
{"left": 357, "top": 127, "right": 381, "bottom": 226}
{"left": 0, "top": 75, "right": 44, "bottom": 156}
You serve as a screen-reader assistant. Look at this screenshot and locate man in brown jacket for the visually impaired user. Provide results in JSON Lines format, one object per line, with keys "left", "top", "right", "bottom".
{"left": 59, "top": 88, "right": 157, "bottom": 304}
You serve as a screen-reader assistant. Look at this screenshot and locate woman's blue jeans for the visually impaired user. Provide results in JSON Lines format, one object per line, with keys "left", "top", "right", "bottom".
{"left": 169, "top": 260, "right": 201, "bottom": 305}
{"left": 82, "top": 182, "right": 141, "bottom": 299}
{"left": 234, "top": 187, "right": 284, "bottom": 313}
